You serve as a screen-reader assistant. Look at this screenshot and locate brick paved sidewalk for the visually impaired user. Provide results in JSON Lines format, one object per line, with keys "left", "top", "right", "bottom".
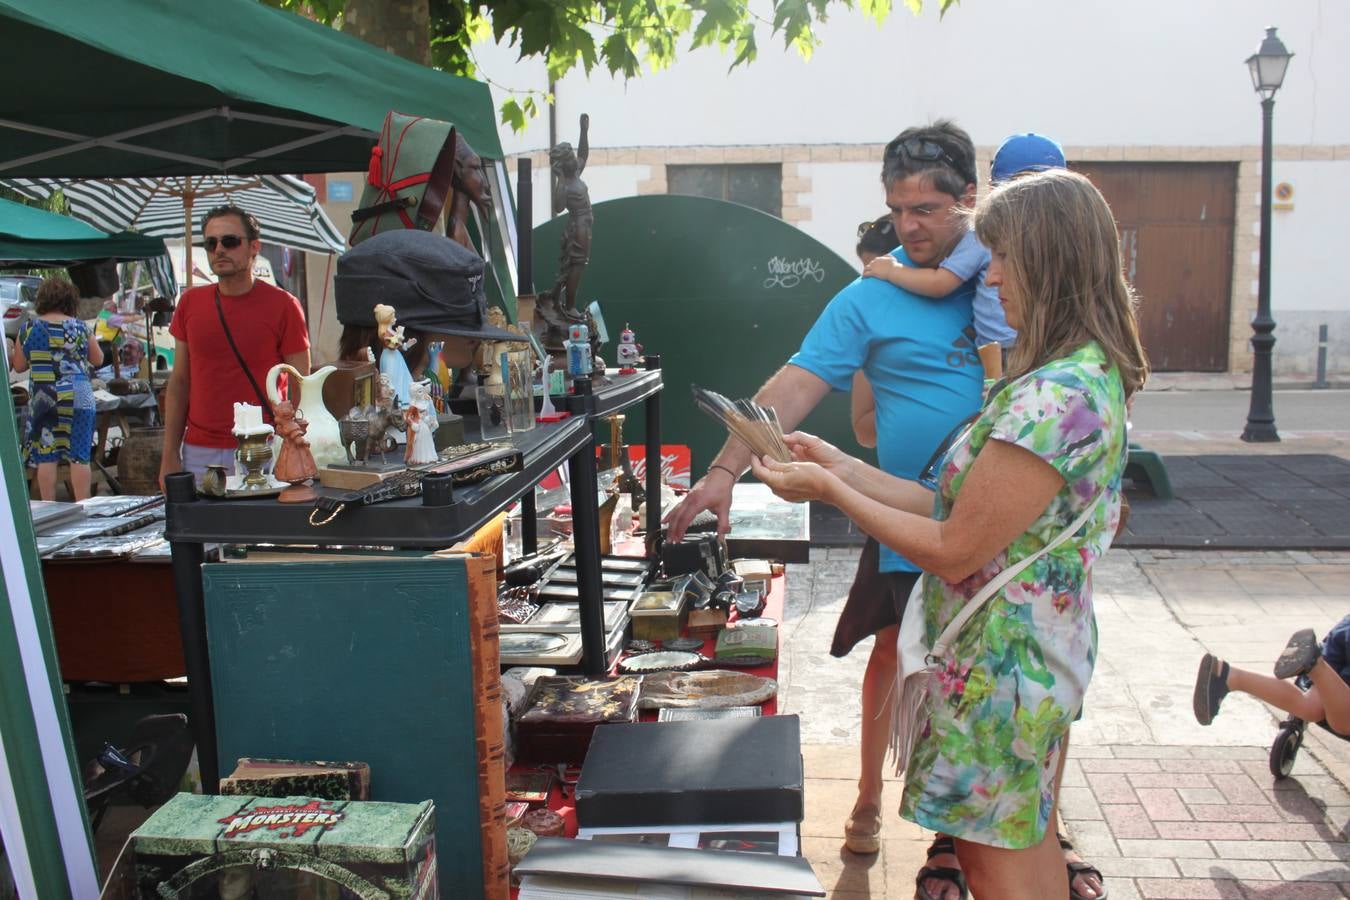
{"left": 1062, "top": 744, "right": 1350, "bottom": 899}
{"left": 785, "top": 546, "right": 1350, "bottom": 898}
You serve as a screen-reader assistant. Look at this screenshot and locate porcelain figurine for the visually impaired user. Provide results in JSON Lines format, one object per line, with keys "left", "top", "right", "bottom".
{"left": 409, "top": 378, "right": 439, "bottom": 435}
{"left": 266, "top": 362, "right": 342, "bottom": 468}
{"left": 374, "top": 303, "right": 415, "bottom": 406}
{"left": 271, "top": 399, "right": 318, "bottom": 503}
{"left": 615, "top": 324, "right": 641, "bottom": 374}
{"left": 404, "top": 404, "right": 437, "bottom": 465}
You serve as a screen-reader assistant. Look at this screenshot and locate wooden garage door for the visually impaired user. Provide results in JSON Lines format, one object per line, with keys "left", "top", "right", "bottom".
{"left": 1070, "top": 163, "right": 1237, "bottom": 372}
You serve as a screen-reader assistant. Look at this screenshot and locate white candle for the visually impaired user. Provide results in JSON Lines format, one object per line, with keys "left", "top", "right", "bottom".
{"left": 233, "top": 402, "right": 264, "bottom": 434}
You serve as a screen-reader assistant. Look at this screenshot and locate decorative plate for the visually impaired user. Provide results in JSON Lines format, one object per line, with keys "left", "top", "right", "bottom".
{"left": 617, "top": 650, "right": 705, "bottom": 675}
{"left": 731, "top": 617, "right": 777, "bottom": 629}
{"left": 220, "top": 473, "right": 287, "bottom": 499}
{"left": 499, "top": 632, "right": 569, "bottom": 654}
{"left": 626, "top": 639, "right": 659, "bottom": 653}
{"left": 639, "top": 670, "right": 778, "bottom": 709}
{"left": 662, "top": 636, "right": 706, "bottom": 653}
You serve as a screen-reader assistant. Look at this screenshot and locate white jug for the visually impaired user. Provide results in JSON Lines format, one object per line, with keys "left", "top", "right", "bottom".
{"left": 266, "top": 363, "right": 344, "bottom": 469}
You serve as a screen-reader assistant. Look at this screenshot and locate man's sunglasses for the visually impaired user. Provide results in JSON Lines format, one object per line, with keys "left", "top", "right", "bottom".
{"left": 202, "top": 235, "right": 245, "bottom": 252}
{"left": 885, "top": 137, "right": 960, "bottom": 172}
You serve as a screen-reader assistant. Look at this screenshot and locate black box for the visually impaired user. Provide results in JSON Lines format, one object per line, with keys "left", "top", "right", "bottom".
{"left": 575, "top": 715, "right": 803, "bottom": 827}
{"left": 660, "top": 533, "right": 726, "bottom": 579}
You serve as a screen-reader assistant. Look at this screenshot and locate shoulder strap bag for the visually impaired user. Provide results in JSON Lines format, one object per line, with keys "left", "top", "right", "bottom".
{"left": 213, "top": 287, "right": 271, "bottom": 417}
{"left": 891, "top": 491, "right": 1105, "bottom": 772}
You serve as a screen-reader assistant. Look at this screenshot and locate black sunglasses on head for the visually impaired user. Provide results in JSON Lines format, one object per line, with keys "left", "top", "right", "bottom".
{"left": 886, "top": 137, "right": 961, "bottom": 172}
{"left": 202, "top": 234, "right": 245, "bottom": 252}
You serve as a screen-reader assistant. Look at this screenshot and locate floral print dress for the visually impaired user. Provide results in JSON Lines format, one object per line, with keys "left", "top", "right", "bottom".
{"left": 898, "top": 341, "right": 1128, "bottom": 849}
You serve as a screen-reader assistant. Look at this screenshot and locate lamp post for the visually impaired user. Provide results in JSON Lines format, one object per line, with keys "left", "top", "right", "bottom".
{"left": 1241, "top": 26, "right": 1293, "bottom": 443}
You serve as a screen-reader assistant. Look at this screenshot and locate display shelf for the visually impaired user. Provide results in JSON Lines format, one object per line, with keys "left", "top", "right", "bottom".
{"left": 165, "top": 356, "right": 665, "bottom": 800}
{"left": 562, "top": 368, "right": 662, "bottom": 419}
{"left": 164, "top": 416, "right": 590, "bottom": 547}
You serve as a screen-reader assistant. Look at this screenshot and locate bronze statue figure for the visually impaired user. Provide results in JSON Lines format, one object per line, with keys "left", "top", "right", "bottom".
{"left": 535, "top": 114, "right": 597, "bottom": 355}
{"left": 548, "top": 113, "right": 592, "bottom": 317}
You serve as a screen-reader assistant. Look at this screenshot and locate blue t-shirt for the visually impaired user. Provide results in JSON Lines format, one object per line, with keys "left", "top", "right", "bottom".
{"left": 789, "top": 247, "right": 985, "bottom": 573}
{"left": 941, "top": 229, "right": 1016, "bottom": 348}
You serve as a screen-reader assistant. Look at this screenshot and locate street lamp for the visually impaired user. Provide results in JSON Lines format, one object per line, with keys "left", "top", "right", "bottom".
{"left": 1241, "top": 26, "right": 1293, "bottom": 442}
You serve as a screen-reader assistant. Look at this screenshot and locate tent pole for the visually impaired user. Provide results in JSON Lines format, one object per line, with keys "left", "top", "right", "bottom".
{"left": 0, "top": 388, "right": 99, "bottom": 899}
{"left": 183, "top": 189, "right": 194, "bottom": 291}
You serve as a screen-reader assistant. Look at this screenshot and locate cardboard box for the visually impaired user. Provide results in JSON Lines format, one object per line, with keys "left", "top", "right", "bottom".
{"left": 220, "top": 758, "right": 371, "bottom": 801}
{"left": 115, "top": 793, "right": 436, "bottom": 899}
{"left": 575, "top": 716, "right": 804, "bottom": 828}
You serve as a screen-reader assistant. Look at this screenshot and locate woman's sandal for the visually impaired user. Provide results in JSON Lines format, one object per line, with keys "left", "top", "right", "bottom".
{"left": 915, "top": 834, "right": 968, "bottom": 900}
{"left": 1058, "top": 833, "right": 1108, "bottom": 900}
{"left": 843, "top": 804, "right": 880, "bottom": 854}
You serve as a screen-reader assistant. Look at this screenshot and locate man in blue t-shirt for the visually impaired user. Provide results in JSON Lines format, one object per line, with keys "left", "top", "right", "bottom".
{"left": 665, "top": 119, "right": 987, "bottom": 862}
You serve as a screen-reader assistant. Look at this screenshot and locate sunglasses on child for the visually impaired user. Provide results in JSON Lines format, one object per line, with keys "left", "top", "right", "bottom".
{"left": 202, "top": 234, "right": 245, "bottom": 252}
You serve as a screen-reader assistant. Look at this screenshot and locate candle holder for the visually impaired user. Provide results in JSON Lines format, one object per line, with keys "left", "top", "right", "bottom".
{"left": 234, "top": 428, "right": 275, "bottom": 490}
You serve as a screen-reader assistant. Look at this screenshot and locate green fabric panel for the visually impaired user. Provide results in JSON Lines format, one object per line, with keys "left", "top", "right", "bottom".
{"left": 0, "top": 198, "right": 168, "bottom": 265}
{"left": 533, "top": 194, "right": 874, "bottom": 473}
{"left": 203, "top": 557, "right": 483, "bottom": 898}
{"left": 0, "top": 381, "right": 94, "bottom": 899}
{"left": 0, "top": 0, "right": 501, "bottom": 177}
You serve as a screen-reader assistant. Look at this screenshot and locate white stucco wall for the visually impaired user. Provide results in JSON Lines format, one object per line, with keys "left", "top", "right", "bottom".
{"left": 476, "top": 0, "right": 1348, "bottom": 153}
{"left": 1266, "top": 159, "right": 1350, "bottom": 375}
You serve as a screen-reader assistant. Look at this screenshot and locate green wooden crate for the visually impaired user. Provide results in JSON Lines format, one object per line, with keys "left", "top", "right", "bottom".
{"left": 122, "top": 792, "right": 435, "bottom": 899}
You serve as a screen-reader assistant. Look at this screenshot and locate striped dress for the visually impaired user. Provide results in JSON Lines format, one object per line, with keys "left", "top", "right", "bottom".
{"left": 21, "top": 317, "right": 96, "bottom": 465}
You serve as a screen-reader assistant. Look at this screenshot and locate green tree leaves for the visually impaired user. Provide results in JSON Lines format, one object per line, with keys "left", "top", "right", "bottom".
{"left": 268, "top": 0, "right": 954, "bottom": 130}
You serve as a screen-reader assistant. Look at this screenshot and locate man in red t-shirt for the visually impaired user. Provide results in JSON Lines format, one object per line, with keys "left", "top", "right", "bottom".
{"left": 159, "top": 204, "right": 310, "bottom": 486}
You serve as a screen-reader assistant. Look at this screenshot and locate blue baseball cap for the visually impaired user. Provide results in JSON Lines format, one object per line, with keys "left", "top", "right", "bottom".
{"left": 990, "top": 133, "right": 1066, "bottom": 184}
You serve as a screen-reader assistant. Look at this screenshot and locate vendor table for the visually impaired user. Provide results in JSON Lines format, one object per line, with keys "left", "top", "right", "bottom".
{"left": 165, "top": 360, "right": 664, "bottom": 793}
{"left": 506, "top": 572, "right": 789, "bottom": 899}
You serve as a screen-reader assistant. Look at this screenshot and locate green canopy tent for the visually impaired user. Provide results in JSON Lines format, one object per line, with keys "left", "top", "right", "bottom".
{"left": 0, "top": 0, "right": 501, "bottom": 176}
{"left": 0, "top": 0, "right": 520, "bottom": 318}
{"left": 0, "top": 200, "right": 170, "bottom": 899}
{"left": 0, "top": 4, "right": 511, "bottom": 896}
{"left": 0, "top": 197, "right": 168, "bottom": 269}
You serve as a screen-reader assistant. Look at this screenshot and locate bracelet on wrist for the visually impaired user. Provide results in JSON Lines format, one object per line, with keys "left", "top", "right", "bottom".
{"left": 708, "top": 463, "right": 739, "bottom": 481}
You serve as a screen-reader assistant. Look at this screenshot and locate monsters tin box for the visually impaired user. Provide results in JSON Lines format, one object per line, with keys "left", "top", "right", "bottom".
{"left": 114, "top": 792, "right": 436, "bottom": 899}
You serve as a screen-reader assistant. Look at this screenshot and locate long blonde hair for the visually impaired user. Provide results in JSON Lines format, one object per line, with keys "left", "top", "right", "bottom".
{"left": 973, "top": 169, "right": 1149, "bottom": 396}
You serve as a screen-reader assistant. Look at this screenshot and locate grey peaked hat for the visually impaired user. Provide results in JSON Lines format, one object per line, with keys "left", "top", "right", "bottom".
{"left": 335, "top": 229, "right": 526, "bottom": 342}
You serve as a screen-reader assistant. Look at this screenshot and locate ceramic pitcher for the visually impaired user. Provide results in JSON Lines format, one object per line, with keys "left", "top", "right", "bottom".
{"left": 266, "top": 363, "right": 344, "bottom": 468}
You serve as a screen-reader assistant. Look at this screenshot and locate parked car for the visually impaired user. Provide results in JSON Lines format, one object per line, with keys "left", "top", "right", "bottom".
{"left": 0, "top": 275, "right": 40, "bottom": 339}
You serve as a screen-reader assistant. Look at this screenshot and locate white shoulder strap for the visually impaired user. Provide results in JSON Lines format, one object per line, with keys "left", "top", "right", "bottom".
{"left": 931, "top": 492, "right": 1105, "bottom": 658}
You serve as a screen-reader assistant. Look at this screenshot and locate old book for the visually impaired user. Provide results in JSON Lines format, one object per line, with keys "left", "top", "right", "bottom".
{"left": 219, "top": 758, "right": 370, "bottom": 800}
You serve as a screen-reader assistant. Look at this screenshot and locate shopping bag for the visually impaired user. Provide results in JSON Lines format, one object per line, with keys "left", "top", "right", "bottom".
{"left": 349, "top": 111, "right": 459, "bottom": 246}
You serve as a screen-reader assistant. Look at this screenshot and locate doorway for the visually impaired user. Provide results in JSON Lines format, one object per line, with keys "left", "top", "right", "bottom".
{"left": 1071, "top": 162, "right": 1237, "bottom": 372}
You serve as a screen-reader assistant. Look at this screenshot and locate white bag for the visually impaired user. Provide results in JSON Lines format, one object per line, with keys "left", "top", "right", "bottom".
{"left": 890, "top": 494, "right": 1104, "bottom": 773}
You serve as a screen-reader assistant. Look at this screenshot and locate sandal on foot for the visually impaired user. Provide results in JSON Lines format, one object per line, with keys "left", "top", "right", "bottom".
{"left": 1058, "top": 833, "right": 1108, "bottom": 900}
{"left": 1274, "top": 628, "right": 1320, "bottom": 680}
{"left": 1192, "top": 653, "right": 1230, "bottom": 726}
{"left": 843, "top": 804, "right": 880, "bottom": 854}
{"left": 915, "top": 835, "right": 968, "bottom": 900}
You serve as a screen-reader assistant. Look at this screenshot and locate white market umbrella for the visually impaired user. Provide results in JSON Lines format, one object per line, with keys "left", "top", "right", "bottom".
{"left": 3, "top": 174, "right": 346, "bottom": 288}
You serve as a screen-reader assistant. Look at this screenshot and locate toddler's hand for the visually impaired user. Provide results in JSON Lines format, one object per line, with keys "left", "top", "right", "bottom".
{"left": 863, "top": 256, "right": 899, "bottom": 280}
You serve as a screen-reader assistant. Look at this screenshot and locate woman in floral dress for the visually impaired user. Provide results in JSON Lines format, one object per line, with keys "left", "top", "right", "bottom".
{"left": 10, "top": 277, "right": 103, "bottom": 500}
{"left": 752, "top": 169, "right": 1148, "bottom": 897}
